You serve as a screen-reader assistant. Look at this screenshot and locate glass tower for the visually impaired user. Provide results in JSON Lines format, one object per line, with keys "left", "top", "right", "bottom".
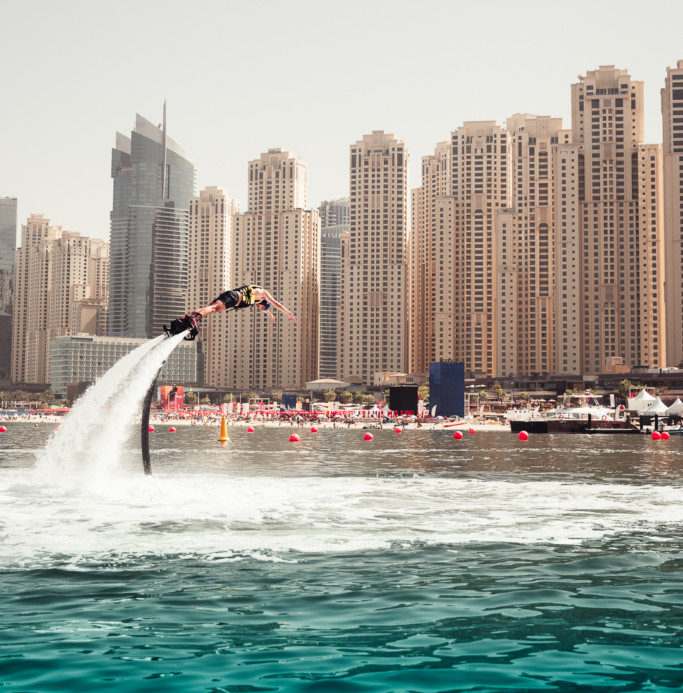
{"left": 318, "top": 198, "right": 349, "bottom": 379}
{"left": 109, "top": 109, "right": 195, "bottom": 337}
{"left": 0, "top": 197, "right": 17, "bottom": 380}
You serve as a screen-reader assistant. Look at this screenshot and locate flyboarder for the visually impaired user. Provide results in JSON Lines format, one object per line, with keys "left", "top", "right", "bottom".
{"left": 164, "top": 285, "right": 296, "bottom": 340}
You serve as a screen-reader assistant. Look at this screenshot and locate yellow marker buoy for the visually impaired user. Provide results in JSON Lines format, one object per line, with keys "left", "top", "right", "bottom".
{"left": 218, "top": 416, "right": 230, "bottom": 442}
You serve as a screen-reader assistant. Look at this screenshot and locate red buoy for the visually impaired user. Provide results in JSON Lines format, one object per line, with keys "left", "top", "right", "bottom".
{"left": 247, "top": 426, "right": 254, "bottom": 433}
{"left": 364, "top": 432, "right": 373, "bottom": 441}
{"left": 310, "top": 426, "right": 318, "bottom": 433}
{"left": 469, "top": 428, "right": 476, "bottom": 434}
{"left": 394, "top": 427, "right": 402, "bottom": 434}
{"left": 519, "top": 430, "right": 529, "bottom": 441}
{"left": 289, "top": 434, "right": 300, "bottom": 442}
{"left": 651, "top": 430, "right": 661, "bottom": 440}
{"left": 661, "top": 431, "right": 670, "bottom": 440}
{"left": 453, "top": 430, "right": 463, "bottom": 440}
{"left": 148, "top": 425, "right": 155, "bottom": 433}
{"left": 169, "top": 427, "right": 176, "bottom": 433}
{"left": 54, "top": 425, "right": 60, "bottom": 431}
{"left": 0, "top": 426, "right": 6, "bottom": 433}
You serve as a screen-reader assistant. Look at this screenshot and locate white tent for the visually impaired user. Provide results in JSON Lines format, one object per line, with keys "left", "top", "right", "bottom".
{"left": 641, "top": 397, "right": 668, "bottom": 415}
{"left": 628, "top": 388, "right": 656, "bottom": 411}
{"left": 665, "top": 398, "right": 683, "bottom": 415}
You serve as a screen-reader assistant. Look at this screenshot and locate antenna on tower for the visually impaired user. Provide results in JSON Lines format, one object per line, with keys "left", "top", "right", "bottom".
{"left": 161, "top": 99, "right": 168, "bottom": 198}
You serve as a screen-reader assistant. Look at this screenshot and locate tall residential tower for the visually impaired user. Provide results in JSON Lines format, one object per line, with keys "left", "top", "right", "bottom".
{"left": 188, "top": 186, "right": 239, "bottom": 387}
{"left": 228, "top": 149, "right": 319, "bottom": 391}
{"left": 340, "top": 131, "right": 408, "bottom": 385}
{"left": 662, "top": 60, "right": 683, "bottom": 367}
{"left": 556, "top": 66, "right": 666, "bottom": 373}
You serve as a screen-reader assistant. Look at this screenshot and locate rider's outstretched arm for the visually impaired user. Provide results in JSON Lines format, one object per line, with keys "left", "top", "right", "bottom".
{"left": 259, "top": 290, "right": 296, "bottom": 322}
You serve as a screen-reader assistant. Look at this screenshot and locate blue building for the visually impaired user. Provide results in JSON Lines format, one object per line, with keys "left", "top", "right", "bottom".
{"left": 109, "top": 106, "right": 195, "bottom": 338}
{"left": 429, "top": 361, "right": 465, "bottom": 417}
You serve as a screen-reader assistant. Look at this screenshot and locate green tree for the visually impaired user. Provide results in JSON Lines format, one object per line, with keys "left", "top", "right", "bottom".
{"left": 40, "top": 389, "right": 55, "bottom": 404}
{"left": 519, "top": 391, "right": 531, "bottom": 404}
{"left": 418, "top": 385, "right": 429, "bottom": 403}
{"left": 362, "top": 393, "right": 376, "bottom": 406}
{"left": 200, "top": 395, "right": 211, "bottom": 405}
{"left": 323, "top": 389, "right": 336, "bottom": 402}
{"left": 617, "top": 380, "right": 633, "bottom": 397}
{"left": 246, "top": 391, "right": 259, "bottom": 402}
{"left": 494, "top": 386, "right": 506, "bottom": 402}
{"left": 565, "top": 387, "right": 580, "bottom": 396}
{"left": 339, "top": 390, "right": 353, "bottom": 404}
{"left": 185, "top": 391, "right": 198, "bottom": 407}
{"left": 222, "top": 393, "right": 235, "bottom": 403}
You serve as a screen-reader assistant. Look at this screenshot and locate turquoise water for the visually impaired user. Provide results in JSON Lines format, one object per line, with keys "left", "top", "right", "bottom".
{"left": 0, "top": 425, "right": 681, "bottom": 691}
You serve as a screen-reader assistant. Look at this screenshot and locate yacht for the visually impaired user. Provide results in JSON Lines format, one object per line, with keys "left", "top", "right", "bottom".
{"left": 509, "top": 394, "right": 638, "bottom": 433}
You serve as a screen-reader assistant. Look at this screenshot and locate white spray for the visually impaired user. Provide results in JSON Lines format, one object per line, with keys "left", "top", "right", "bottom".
{"left": 39, "top": 332, "right": 186, "bottom": 482}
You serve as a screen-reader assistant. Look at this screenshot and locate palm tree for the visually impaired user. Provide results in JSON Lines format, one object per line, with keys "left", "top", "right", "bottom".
{"left": 323, "top": 389, "right": 336, "bottom": 402}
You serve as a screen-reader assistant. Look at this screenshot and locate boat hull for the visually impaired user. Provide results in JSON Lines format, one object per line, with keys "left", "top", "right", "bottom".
{"left": 509, "top": 419, "right": 639, "bottom": 434}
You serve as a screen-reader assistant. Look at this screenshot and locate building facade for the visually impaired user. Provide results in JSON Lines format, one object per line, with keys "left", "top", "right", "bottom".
{"left": 318, "top": 197, "right": 349, "bottom": 379}
{"left": 50, "top": 334, "right": 200, "bottom": 398}
{"left": 0, "top": 197, "right": 17, "bottom": 380}
{"left": 188, "top": 186, "right": 239, "bottom": 387}
{"left": 109, "top": 109, "right": 195, "bottom": 338}
{"left": 662, "top": 60, "right": 683, "bottom": 367}
{"left": 494, "top": 114, "right": 568, "bottom": 377}
{"left": 409, "top": 142, "right": 450, "bottom": 375}
{"left": 11, "top": 216, "right": 109, "bottom": 385}
{"left": 556, "top": 66, "right": 666, "bottom": 374}
{"left": 340, "top": 131, "right": 408, "bottom": 385}
{"left": 228, "top": 149, "right": 319, "bottom": 391}
{"left": 12, "top": 215, "right": 55, "bottom": 384}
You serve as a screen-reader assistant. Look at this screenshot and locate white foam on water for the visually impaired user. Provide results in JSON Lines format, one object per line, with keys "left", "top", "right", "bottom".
{"left": 0, "top": 469, "right": 680, "bottom": 568}
{"left": 38, "top": 332, "right": 186, "bottom": 484}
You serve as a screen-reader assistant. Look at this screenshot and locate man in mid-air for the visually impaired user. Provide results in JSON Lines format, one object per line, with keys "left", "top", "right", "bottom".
{"left": 165, "top": 285, "right": 296, "bottom": 339}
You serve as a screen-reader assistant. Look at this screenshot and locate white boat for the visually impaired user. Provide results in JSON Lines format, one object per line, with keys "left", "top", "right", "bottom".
{"left": 544, "top": 394, "right": 618, "bottom": 422}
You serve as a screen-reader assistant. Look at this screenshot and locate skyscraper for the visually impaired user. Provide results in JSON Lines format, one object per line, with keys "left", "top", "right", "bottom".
{"left": 556, "top": 66, "right": 666, "bottom": 374}
{"left": 11, "top": 215, "right": 109, "bottom": 385}
{"left": 318, "top": 198, "right": 349, "bottom": 379}
{"left": 188, "top": 186, "right": 239, "bottom": 388}
{"left": 340, "top": 131, "right": 408, "bottom": 385}
{"left": 494, "top": 114, "right": 569, "bottom": 377}
{"left": 662, "top": 60, "right": 683, "bottom": 368}
{"left": 12, "top": 215, "right": 55, "bottom": 384}
{"left": 228, "top": 149, "right": 319, "bottom": 391}
{"left": 0, "top": 197, "right": 17, "bottom": 380}
{"left": 409, "top": 142, "right": 450, "bottom": 375}
{"left": 109, "top": 107, "right": 195, "bottom": 338}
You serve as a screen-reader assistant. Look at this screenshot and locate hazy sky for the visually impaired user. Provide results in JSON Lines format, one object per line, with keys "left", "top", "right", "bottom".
{"left": 2, "top": 0, "right": 682, "bottom": 241}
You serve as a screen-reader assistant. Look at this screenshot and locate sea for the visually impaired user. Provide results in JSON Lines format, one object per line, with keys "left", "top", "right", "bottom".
{"left": 0, "top": 424, "right": 681, "bottom": 692}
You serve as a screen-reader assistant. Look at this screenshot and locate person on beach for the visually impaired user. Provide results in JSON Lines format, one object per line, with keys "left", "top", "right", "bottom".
{"left": 165, "top": 285, "right": 296, "bottom": 338}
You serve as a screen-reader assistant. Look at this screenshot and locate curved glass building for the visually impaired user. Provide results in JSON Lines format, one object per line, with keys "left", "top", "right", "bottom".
{"left": 109, "top": 108, "right": 195, "bottom": 337}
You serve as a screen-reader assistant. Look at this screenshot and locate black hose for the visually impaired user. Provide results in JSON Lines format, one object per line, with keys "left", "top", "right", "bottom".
{"left": 141, "top": 367, "right": 162, "bottom": 475}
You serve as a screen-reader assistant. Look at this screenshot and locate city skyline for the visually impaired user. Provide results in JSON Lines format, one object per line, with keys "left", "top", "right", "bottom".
{"left": 2, "top": 0, "right": 682, "bottom": 241}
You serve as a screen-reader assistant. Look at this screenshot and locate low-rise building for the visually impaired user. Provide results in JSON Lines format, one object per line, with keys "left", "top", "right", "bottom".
{"left": 49, "top": 334, "right": 202, "bottom": 398}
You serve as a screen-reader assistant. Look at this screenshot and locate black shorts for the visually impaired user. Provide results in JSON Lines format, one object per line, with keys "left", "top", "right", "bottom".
{"left": 213, "top": 290, "right": 240, "bottom": 310}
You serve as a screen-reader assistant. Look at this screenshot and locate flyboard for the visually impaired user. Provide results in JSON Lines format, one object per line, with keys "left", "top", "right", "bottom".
{"left": 140, "top": 316, "right": 200, "bottom": 475}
